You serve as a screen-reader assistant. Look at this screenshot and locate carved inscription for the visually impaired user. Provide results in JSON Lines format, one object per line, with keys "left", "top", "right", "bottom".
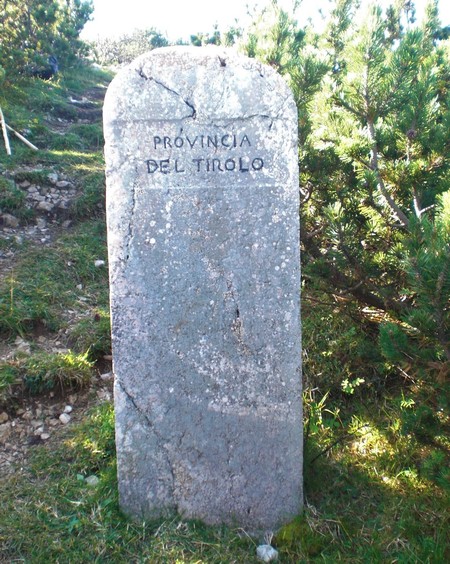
{"left": 146, "top": 132, "right": 265, "bottom": 174}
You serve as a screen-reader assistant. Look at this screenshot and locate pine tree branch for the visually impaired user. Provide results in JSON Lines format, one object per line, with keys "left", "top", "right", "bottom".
{"left": 333, "top": 93, "right": 365, "bottom": 119}
{"left": 433, "top": 258, "right": 450, "bottom": 361}
{"left": 367, "top": 119, "right": 410, "bottom": 228}
{"left": 301, "top": 225, "right": 405, "bottom": 315}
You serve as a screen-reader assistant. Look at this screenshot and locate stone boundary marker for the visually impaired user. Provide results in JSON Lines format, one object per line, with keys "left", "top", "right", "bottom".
{"left": 103, "top": 46, "right": 302, "bottom": 532}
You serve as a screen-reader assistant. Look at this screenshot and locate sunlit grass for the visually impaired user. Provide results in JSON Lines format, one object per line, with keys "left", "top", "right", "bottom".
{"left": 0, "top": 219, "right": 108, "bottom": 339}
{"left": 1, "top": 391, "right": 447, "bottom": 562}
{"left": 0, "top": 351, "right": 93, "bottom": 395}
{"left": 0, "top": 405, "right": 260, "bottom": 563}
{"left": 303, "top": 388, "right": 449, "bottom": 561}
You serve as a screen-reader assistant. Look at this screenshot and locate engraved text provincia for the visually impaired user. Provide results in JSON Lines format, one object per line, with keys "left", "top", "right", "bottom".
{"left": 146, "top": 133, "right": 265, "bottom": 174}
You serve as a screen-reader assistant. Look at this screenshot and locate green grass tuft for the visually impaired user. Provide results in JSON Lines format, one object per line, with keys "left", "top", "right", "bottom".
{"left": 70, "top": 308, "right": 111, "bottom": 361}
{"left": 0, "top": 351, "right": 93, "bottom": 396}
{"left": 0, "top": 177, "right": 34, "bottom": 220}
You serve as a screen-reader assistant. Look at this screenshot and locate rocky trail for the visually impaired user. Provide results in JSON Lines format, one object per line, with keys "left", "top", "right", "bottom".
{"left": 0, "top": 82, "right": 113, "bottom": 478}
{"left": 0, "top": 86, "right": 106, "bottom": 260}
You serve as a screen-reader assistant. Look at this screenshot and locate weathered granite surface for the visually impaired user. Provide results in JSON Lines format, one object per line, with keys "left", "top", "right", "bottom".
{"left": 103, "top": 46, "right": 302, "bottom": 532}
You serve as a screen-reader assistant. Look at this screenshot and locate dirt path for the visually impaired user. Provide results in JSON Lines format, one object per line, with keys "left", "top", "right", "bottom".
{"left": 0, "top": 81, "right": 112, "bottom": 478}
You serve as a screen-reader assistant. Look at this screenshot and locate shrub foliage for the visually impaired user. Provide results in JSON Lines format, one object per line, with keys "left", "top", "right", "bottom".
{"left": 0, "top": 0, "right": 93, "bottom": 75}
{"left": 243, "top": 0, "right": 449, "bottom": 385}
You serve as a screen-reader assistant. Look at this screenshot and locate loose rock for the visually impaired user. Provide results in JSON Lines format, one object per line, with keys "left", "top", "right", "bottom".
{"left": 37, "top": 200, "right": 54, "bottom": 212}
{"left": 59, "top": 413, "right": 71, "bottom": 425}
{"left": 0, "top": 422, "right": 11, "bottom": 441}
{"left": 1, "top": 213, "right": 19, "bottom": 228}
{"left": 100, "top": 372, "right": 114, "bottom": 381}
{"left": 256, "top": 545, "right": 279, "bottom": 562}
{"left": 85, "top": 475, "right": 100, "bottom": 487}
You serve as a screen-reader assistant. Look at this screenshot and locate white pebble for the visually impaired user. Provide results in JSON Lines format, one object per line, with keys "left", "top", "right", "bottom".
{"left": 100, "top": 372, "right": 113, "bottom": 381}
{"left": 59, "top": 413, "right": 71, "bottom": 425}
{"left": 256, "top": 545, "right": 279, "bottom": 562}
{"left": 63, "top": 405, "right": 73, "bottom": 413}
{"left": 94, "top": 260, "right": 105, "bottom": 267}
{"left": 85, "top": 475, "right": 99, "bottom": 487}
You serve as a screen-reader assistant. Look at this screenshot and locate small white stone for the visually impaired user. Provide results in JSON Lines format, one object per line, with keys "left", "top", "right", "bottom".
{"left": 40, "top": 433, "right": 50, "bottom": 440}
{"left": 256, "top": 545, "right": 279, "bottom": 562}
{"left": 59, "top": 413, "right": 71, "bottom": 425}
{"left": 94, "top": 260, "right": 105, "bottom": 267}
{"left": 63, "top": 405, "right": 73, "bottom": 414}
{"left": 85, "top": 475, "right": 100, "bottom": 487}
{"left": 100, "top": 372, "right": 113, "bottom": 381}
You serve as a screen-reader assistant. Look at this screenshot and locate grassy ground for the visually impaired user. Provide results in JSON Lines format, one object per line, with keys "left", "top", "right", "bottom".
{"left": 1, "top": 393, "right": 448, "bottom": 562}
{"left": 0, "top": 65, "right": 449, "bottom": 563}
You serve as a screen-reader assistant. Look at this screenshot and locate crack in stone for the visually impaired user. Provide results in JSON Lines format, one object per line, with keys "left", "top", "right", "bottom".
{"left": 136, "top": 68, "right": 196, "bottom": 119}
{"left": 225, "top": 279, "right": 251, "bottom": 355}
{"left": 117, "top": 379, "right": 177, "bottom": 510}
{"left": 220, "top": 115, "right": 278, "bottom": 130}
{"left": 125, "top": 167, "right": 139, "bottom": 262}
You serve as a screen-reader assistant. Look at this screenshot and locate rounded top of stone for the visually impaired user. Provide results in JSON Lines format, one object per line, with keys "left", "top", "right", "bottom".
{"left": 104, "top": 46, "right": 296, "bottom": 124}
